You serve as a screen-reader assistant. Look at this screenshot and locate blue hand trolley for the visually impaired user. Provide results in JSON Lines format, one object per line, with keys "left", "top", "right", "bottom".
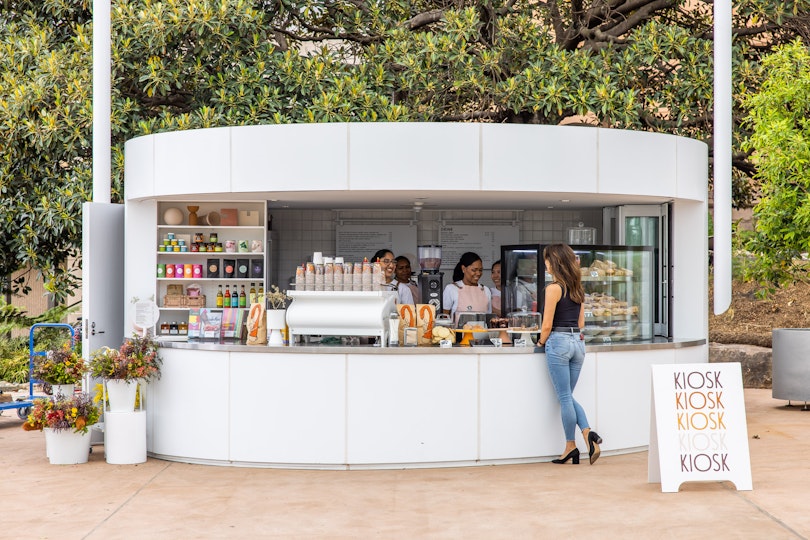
{"left": 0, "top": 323, "right": 76, "bottom": 420}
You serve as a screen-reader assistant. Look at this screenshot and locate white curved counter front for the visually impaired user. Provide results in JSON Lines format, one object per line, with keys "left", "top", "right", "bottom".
{"left": 145, "top": 340, "right": 706, "bottom": 469}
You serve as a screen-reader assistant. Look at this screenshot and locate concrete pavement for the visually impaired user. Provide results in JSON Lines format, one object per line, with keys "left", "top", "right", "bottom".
{"left": 1, "top": 388, "right": 808, "bottom": 539}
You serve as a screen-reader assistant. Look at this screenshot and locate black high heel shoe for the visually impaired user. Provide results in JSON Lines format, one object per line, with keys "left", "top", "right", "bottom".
{"left": 588, "top": 431, "right": 602, "bottom": 465}
{"left": 551, "top": 448, "right": 580, "bottom": 465}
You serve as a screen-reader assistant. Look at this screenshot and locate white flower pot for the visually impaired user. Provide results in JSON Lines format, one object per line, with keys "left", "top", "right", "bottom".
{"left": 44, "top": 427, "right": 91, "bottom": 465}
{"left": 267, "top": 309, "right": 287, "bottom": 346}
{"left": 266, "top": 309, "right": 287, "bottom": 330}
{"left": 106, "top": 379, "right": 138, "bottom": 412}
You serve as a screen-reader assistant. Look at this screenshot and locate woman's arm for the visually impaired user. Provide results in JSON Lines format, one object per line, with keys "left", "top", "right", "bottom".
{"left": 538, "top": 283, "right": 561, "bottom": 346}
{"left": 578, "top": 303, "right": 585, "bottom": 329}
{"left": 442, "top": 284, "right": 456, "bottom": 316}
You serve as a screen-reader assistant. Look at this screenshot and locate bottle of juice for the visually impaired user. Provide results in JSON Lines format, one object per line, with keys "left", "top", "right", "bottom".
{"left": 239, "top": 285, "right": 247, "bottom": 308}
{"left": 224, "top": 285, "right": 231, "bottom": 306}
{"left": 249, "top": 283, "right": 257, "bottom": 305}
{"left": 216, "top": 285, "right": 224, "bottom": 308}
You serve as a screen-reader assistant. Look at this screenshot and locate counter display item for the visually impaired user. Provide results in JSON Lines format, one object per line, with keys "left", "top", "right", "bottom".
{"left": 293, "top": 257, "right": 394, "bottom": 292}
{"left": 286, "top": 290, "right": 397, "bottom": 346}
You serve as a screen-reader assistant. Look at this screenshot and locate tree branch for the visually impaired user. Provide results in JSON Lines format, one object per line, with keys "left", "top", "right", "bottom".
{"left": 272, "top": 25, "right": 380, "bottom": 44}
{"left": 403, "top": 9, "right": 445, "bottom": 31}
{"left": 494, "top": 0, "right": 519, "bottom": 16}
{"left": 640, "top": 110, "right": 711, "bottom": 129}
{"left": 547, "top": 0, "right": 567, "bottom": 43}
{"left": 601, "top": 0, "right": 678, "bottom": 37}
{"left": 698, "top": 22, "right": 781, "bottom": 40}
{"left": 439, "top": 109, "right": 505, "bottom": 122}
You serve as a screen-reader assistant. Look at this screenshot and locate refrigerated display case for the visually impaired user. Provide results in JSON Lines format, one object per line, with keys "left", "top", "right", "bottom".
{"left": 500, "top": 245, "right": 543, "bottom": 314}
{"left": 500, "top": 244, "right": 655, "bottom": 343}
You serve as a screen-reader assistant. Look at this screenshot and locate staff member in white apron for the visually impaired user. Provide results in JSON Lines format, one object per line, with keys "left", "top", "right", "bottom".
{"left": 371, "top": 249, "right": 415, "bottom": 305}
{"left": 442, "top": 251, "right": 492, "bottom": 324}
{"left": 395, "top": 255, "right": 421, "bottom": 304}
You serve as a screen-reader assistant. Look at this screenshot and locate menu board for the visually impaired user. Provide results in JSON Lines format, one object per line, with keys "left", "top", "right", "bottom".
{"left": 336, "top": 225, "right": 418, "bottom": 264}
{"left": 439, "top": 225, "right": 519, "bottom": 271}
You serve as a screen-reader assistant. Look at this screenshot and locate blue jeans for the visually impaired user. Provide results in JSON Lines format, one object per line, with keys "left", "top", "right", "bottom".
{"left": 544, "top": 332, "right": 590, "bottom": 441}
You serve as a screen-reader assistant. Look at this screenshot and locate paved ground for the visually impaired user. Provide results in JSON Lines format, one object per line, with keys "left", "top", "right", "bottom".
{"left": 1, "top": 388, "right": 808, "bottom": 539}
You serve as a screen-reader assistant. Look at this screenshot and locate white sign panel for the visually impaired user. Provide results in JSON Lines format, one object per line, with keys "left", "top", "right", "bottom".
{"left": 439, "top": 225, "right": 519, "bottom": 271}
{"left": 648, "top": 363, "right": 752, "bottom": 492}
{"left": 336, "top": 225, "right": 417, "bottom": 265}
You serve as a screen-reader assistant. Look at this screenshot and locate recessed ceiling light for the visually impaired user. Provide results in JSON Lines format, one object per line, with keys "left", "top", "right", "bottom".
{"left": 561, "top": 199, "right": 570, "bottom": 203}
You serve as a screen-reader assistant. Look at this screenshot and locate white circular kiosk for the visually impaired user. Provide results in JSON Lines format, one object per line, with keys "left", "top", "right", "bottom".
{"left": 124, "top": 123, "right": 709, "bottom": 469}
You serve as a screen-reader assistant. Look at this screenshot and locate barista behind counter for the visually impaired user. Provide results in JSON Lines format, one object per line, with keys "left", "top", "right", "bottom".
{"left": 443, "top": 251, "right": 492, "bottom": 324}
{"left": 372, "top": 248, "right": 415, "bottom": 305}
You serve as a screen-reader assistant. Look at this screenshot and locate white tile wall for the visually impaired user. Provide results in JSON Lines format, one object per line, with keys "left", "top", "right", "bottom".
{"left": 269, "top": 207, "right": 603, "bottom": 288}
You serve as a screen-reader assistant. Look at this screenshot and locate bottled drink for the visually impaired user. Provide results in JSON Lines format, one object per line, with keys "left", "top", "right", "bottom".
{"left": 224, "top": 285, "right": 231, "bottom": 306}
{"left": 258, "top": 283, "right": 265, "bottom": 304}
{"left": 239, "top": 285, "right": 247, "bottom": 308}
{"left": 249, "top": 283, "right": 257, "bottom": 305}
{"left": 160, "top": 321, "right": 170, "bottom": 335}
{"left": 231, "top": 286, "right": 239, "bottom": 307}
{"left": 216, "top": 285, "right": 224, "bottom": 308}
{"left": 179, "top": 321, "right": 188, "bottom": 335}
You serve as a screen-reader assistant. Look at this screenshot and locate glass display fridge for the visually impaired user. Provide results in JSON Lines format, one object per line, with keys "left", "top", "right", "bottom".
{"left": 500, "top": 244, "right": 655, "bottom": 343}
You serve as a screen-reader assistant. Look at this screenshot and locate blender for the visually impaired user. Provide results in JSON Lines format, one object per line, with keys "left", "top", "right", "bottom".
{"left": 418, "top": 245, "right": 443, "bottom": 312}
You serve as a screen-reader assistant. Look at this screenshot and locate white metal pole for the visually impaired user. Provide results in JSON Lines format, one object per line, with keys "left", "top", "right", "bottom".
{"left": 92, "top": 0, "right": 112, "bottom": 204}
{"left": 713, "top": 0, "right": 732, "bottom": 314}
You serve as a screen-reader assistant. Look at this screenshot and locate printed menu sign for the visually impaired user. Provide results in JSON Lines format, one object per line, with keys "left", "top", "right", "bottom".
{"left": 648, "top": 363, "right": 752, "bottom": 492}
{"left": 438, "top": 225, "right": 518, "bottom": 271}
{"left": 336, "top": 225, "right": 417, "bottom": 264}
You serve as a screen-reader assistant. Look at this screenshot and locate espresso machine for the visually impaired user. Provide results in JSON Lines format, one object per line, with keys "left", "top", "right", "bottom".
{"left": 418, "top": 245, "right": 443, "bottom": 312}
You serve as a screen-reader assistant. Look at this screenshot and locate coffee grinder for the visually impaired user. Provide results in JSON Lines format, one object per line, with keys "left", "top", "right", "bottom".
{"left": 418, "top": 245, "right": 444, "bottom": 312}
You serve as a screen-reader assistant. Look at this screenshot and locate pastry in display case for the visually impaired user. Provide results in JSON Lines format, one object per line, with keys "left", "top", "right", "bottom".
{"left": 500, "top": 244, "right": 655, "bottom": 343}
{"left": 575, "top": 246, "right": 653, "bottom": 343}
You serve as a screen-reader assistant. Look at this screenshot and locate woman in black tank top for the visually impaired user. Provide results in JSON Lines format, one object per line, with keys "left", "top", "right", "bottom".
{"left": 539, "top": 244, "right": 603, "bottom": 465}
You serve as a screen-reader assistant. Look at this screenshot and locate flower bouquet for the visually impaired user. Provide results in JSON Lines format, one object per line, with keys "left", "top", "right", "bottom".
{"left": 22, "top": 392, "right": 101, "bottom": 434}
{"left": 89, "top": 333, "right": 162, "bottom": 382}
{"left": 32, "top": 342, "right": 85, "bottom": 385}
{"left": 267, "top": 285, "right": 290, "bottom": 310}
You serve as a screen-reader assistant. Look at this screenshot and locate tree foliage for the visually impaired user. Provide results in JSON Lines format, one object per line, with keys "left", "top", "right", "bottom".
{"left": 0, "top": 1, "right": 92, "bottom": 300}
{"left": 2, "top": 0, "right": 810, "bottom": 300}
{"left": 741, "top": 40, "right": 810, "bottom": 289}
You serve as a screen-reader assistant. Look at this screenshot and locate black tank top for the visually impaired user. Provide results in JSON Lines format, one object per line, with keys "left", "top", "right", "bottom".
{"left": 550, "top": 284, "right": 580, "bottom": 327}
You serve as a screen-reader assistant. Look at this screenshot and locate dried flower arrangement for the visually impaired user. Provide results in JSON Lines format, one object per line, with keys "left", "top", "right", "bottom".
{"left": 32, "top": 342, "right": 85, "bottom": 385}
{"left": 22, "top": 392, "right": 101, "bottom": 434}
{"left": 89, "top": 333, "right": 162, "bottom": 382}
{"left": 266, "top": 285, "right": 290, "bottom": 310}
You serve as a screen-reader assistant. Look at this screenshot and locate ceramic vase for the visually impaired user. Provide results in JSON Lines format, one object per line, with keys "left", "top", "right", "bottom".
{"left": 106, "top": 379, "right": 138, "bottom": 412}
{"left": 44, "top": 427, "right": 91, "bottom": 465}
{"left": 267, "top": 309, "right": 287, "bottom": 346}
